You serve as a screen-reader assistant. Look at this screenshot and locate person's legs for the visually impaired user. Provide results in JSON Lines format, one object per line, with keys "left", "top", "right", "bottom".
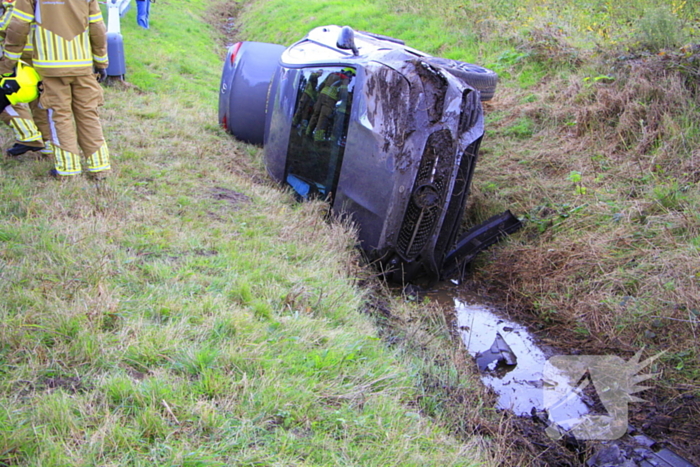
{"left": 29, "top": 98, "right": 53, "bottom": 156}
{"left": 2, "top": 103, "right": 43, "bottom": 141}
{"left": 306, "top": 98, "right": 323, "bottom": 136}
{"left": 41, "top": 76, "right": 82, "bottom": 175}
{"left": 136, "top": 0, "right": 150, "bottom": 29}
{"left": 292, "top": 93, "right": 311, "bottom": 125}
{"left": 2, "top": 104, "right": 47, "bottom": 156}
{"left": 307, "top": 94, "right": 335, "bottom": 137}
{"left": 314, "top": 103, "right": 334, "bottom": 141}
{"left": 72, "top": 74, "right": 110, "bottom": 174}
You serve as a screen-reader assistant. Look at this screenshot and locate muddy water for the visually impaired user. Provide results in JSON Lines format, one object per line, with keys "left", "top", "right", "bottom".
{"left": 429, "top": 287, "right": 589, "bottom": 430}
{"left": 429, "top": 285, "right": 698, "bottom": 467}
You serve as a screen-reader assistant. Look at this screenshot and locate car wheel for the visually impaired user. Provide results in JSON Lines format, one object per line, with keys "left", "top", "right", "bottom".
{"left": 219, "top": 41, "right": 285, "bottom": 145}
{"left": 425, "top": 57, "right": 498, "bottom": 101}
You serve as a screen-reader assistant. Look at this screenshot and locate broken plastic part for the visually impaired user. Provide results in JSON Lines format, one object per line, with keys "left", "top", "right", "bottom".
{"left": 475, "top": 332, "right": 517, "bottom": 373}
{"left": 441, "top": 210, "right": 523, "bottom": 280}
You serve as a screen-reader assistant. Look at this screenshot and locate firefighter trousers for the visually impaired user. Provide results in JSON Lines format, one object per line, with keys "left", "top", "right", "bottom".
{"left": 1, "top": 100, "right": 50, "bottom": 151}
{"left": 306, "top": 93, "right": 336, "bottom": 139}
{"left": 40, "top": 75, "right": 110, "bottom": 175}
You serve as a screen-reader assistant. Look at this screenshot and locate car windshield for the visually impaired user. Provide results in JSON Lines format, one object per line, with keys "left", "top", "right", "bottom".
{"left": 284, "top": 67, "right": 355, "bottom": 200}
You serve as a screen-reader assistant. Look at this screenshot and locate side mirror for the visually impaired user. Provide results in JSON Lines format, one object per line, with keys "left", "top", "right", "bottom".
{"left": 337, "top": 26, "right": 359, "bottom": 56}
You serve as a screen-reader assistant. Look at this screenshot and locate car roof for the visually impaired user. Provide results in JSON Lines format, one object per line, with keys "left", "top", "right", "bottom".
{"left": 280, "top": 25, "right": 428, "bottom": 68}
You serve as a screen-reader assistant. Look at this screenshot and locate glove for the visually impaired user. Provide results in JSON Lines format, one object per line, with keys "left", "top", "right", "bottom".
{"left": 1, "top": 78, "right": 19, "bottom": 95}
{"left": 95, "top": 66, "right": 107, "bottom": 83}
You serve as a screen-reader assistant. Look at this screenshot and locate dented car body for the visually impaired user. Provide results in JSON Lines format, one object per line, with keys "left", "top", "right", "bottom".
{"left": 219, "top": 25, "right": 513, "bottom": 281}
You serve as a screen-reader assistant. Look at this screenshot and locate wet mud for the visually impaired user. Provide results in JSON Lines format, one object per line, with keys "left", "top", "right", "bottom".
{"left": 428, "top": 283, "right": 699, "bottom": 467}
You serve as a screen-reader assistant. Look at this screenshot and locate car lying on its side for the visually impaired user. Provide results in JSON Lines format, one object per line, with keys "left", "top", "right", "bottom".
{"left": 219, "top": 25, "right": 519, "bottom": 281}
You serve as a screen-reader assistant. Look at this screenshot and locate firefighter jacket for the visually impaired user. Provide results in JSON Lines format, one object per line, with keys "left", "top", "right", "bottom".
{"left": 0, "top": 0, "right": 108, "bottom": 77}
{"left": 1, "top": 0, "right": 34, "bottom": 63}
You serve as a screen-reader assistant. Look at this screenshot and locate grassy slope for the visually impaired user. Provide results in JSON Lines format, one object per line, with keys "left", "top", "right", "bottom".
{"left": 0, "top": 1, "right": 490, "bottom": 465}
{"left": 235, "top": 0, "right": 700, "bottom": 460}
{"left": 236, "top": 0, "right": 700, "bottom": 378}
{"left": 2, "top": 0, "right": 698, "bottom": 464}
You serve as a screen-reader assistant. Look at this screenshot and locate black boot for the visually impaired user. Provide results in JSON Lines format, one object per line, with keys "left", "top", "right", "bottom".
{"left": 6, "top": 143, "right": 45, "bottom": 157}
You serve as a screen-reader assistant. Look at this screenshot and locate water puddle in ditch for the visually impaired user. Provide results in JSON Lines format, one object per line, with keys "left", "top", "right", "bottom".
{"left": 428, "top": 284, "right": 697, "bottom": 467}
{"left": 429, "top": 287, "right": 589, "bottom": 429}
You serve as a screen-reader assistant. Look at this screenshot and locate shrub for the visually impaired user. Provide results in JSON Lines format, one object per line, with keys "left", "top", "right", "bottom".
{"left": 635, "top": 6, "right": 685, "bottom": 51}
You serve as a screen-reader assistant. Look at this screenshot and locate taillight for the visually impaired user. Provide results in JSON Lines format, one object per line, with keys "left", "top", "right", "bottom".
{"left": 221, "top": 114, "right": 228, "bottom": 130}
{"left": 229, "top": 42, "right": 242, "bottom": 65}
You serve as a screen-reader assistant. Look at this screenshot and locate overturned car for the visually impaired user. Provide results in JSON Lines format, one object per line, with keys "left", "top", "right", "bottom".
{"left": 219, "top": 25, "right": 519, "bottom": 281}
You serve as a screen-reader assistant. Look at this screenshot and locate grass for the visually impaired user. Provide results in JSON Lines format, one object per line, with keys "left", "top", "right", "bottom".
{"left": 0, "top": 1, "right": 498, "bottom": 466}
{"left": 231, "top": 0, "right": 700, "bottom": 461}
{"left": 2, "top": 0, "right": 699, "bottom": 464}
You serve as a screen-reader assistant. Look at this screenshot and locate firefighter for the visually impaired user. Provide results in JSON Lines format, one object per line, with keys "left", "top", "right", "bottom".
{"left": 292, "top": 70, "right": 322, "bottom": 130}
{"left": 0, "top": 0, "right": 50, "bottom": 158}
{"left": 330, "top": 72, "right": 353, "bottom": 147}
{"left": 306, "top": 68, "right": 354, "bottom": 142}
{"left": 0, "top": 100, "right": 47, "bottom": 156}
{"left": 0, "top": 0, "right": 110, "bottom": 179}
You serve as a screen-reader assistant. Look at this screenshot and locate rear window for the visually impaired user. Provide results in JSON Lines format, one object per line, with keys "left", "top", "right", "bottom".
{"left": 284, "top": 67, "right": 356, "bottom": 200}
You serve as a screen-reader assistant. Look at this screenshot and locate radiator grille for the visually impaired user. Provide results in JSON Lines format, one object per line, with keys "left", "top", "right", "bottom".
{"left": 396, "top": 130, "right": 455, "bottom": 259}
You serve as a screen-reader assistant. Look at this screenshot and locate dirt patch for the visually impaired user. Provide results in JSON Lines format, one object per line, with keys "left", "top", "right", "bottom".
{"left": 105, "top": 77, "right": 144, "bottom": 92}
{"left": 205, "top": 0, "right": 245, "bottom": 52}
{"left": 41, "top": 376, "right": 88, "bottom": 394}
{"left": 632, "top": 392, "right": 700, "bottom": 462}
{"left": 210, "top": 186, "right": 251, "bottom": 209}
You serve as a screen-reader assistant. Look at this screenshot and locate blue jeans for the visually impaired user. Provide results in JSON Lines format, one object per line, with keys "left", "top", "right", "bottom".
{"left": 136, "top": 0, "right": 150, "bottom": 29}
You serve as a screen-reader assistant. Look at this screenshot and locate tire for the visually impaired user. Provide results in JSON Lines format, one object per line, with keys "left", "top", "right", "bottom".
{"left": 425, "top": 57, "right": 498, "bottom": 101}
{"left": 218, "top": 42, "right": 285, "bottom": 145}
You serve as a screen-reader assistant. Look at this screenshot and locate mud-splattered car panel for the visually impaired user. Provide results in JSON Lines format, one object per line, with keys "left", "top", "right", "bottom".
{"left": 225, "top": 25, "right": 487, "bottom": 280}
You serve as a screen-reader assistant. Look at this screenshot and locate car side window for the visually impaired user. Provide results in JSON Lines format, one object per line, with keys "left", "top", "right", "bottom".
{"left": 285, "top": 67, "right": 355, "bottom": 200}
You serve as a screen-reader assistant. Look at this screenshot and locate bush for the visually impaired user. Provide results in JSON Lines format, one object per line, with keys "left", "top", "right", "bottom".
{"left": 635, "top": 6, "right": 685, "bottom": 51}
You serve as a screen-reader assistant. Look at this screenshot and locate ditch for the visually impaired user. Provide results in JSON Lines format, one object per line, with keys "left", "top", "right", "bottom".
{"left": 427, "top": 282, "right": 698, "bottom": 467}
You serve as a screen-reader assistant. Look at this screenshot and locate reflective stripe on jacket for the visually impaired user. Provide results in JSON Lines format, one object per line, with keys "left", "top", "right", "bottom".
{"left": 1, "top": 3, "right": 35, "bottom": 63}
{"left": 1, "top": 0, "right": 107, "bottom": 76}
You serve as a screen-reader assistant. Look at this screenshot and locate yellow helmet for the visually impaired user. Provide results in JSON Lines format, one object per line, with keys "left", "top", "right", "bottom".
{"left": 1, "top": 61, "right": 41, "bottom": 105}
